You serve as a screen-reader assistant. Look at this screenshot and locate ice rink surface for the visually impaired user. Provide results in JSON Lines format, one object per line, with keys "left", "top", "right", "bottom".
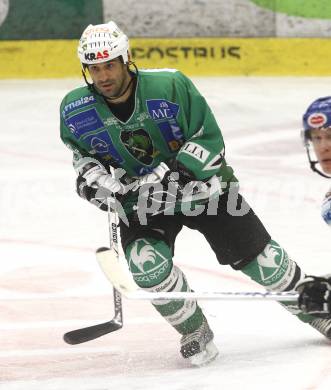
{"left": 0, "top": 76, "right": 330, "bottom": 390}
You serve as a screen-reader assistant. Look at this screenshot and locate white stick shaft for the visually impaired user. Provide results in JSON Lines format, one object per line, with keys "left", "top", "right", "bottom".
{"left": 96, "top": 248, "right": 299, "bottom": 302}
{"left": 106, "top": 196, "right": 122, "bottom": 324}
{"left": 124, "top": 291, "right": 299, "bottom": 301}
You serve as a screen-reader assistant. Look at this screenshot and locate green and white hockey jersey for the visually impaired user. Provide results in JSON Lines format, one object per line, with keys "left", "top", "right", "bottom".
{"left": 60, "top": 69, "right": 236, "bottom": 213}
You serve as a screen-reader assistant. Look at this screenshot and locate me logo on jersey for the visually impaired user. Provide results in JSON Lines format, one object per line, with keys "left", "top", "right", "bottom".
{"left": 146, "top": 99, "right": 180, "bottom": 120}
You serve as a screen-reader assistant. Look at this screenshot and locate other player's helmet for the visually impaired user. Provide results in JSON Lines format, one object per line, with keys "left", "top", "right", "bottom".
{"left": 78, "top": 21, "right": 129, "bottom": 66}
{"left": 302, "top": 96, "right": 331, "bottom": 178}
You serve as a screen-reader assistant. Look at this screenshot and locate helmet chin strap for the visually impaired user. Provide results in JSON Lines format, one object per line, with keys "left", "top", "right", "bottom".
{"left": 82, "top": 61, "right": 139, "bottom": 102}
{"left": 306, "top": 147, "right": 331, "bottom": 179}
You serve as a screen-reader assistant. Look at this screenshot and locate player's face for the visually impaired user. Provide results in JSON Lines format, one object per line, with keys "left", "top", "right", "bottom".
{"left": 310, "top": 127, "right": 331, "bottom": 174}
{"left": 87, "top": 58, "right": 131, "bottom": 100}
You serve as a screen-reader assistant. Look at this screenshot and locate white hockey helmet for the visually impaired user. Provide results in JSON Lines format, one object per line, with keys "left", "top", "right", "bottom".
{"left": 78, "top": 21, "right": 129, "bottom": 66}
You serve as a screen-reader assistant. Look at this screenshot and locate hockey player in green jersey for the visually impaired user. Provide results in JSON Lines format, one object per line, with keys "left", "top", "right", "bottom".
{"left": 60, "top": 21, "right": 331, "bottom": 366}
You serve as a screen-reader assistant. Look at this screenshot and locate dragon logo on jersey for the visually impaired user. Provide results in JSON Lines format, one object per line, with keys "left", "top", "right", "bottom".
{"left": 120, "top": 128, "right": 156, "bottom": 165}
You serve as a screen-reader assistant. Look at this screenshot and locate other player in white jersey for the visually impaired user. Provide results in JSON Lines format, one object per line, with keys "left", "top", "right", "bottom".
{"left": 296, "top": 97, "right": 331, "bottom": 317}
{"left": 302, "top": 96, "right": 331, "bottom": 226}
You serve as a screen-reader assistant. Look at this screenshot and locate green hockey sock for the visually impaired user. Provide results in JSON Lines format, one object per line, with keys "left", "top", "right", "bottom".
{"left": 241, "top": 239, "right": 314, "bottom": 323}
{"left": 126, "top": 238, "right": 204, "bottom": 334}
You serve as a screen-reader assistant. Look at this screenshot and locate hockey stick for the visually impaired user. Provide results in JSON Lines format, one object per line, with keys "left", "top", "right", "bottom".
{"left": 63, "top": 236, "right": 299, "bottom": 345}
{"left": 63, "top": 200, "right": 299, "bottom": 344}
{"left": 63, "top": 197, "right": 123, "bottom": 345}
{"left": 96, "top": 247, "right": 300, "bottom": 301}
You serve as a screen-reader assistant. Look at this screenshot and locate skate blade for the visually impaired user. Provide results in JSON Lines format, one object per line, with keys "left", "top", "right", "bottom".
{"left": 189, "top": 340, "right": 219, "bottom": 367}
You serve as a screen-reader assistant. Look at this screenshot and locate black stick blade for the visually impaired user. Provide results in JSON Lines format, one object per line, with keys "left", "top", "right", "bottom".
{"left": 96, "top": 246, "right": 109, "bottom": 254}
{"left": 63, "top": 320, "right": 123, "bottom": 345}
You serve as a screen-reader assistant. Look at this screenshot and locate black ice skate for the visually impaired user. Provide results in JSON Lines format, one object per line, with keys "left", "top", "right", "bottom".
{"left": 180, "top": 317, "right": 219, "bottom": 366}
{"left": 309, "top": 317, "right": 331, "bottom": 340}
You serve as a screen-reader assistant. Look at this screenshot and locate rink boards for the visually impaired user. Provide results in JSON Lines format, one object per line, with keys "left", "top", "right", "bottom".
{"left": 1, "top": 38, "right": 331, "bottom": 78}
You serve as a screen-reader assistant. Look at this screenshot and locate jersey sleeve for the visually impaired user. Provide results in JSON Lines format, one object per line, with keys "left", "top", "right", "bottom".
{"left": 174, "top": 72, "right": 226, "bottom": 181}
{"left": 322, "top": 188, "right": 331, "bottom": 228}
{"left": 60, "top": 98, "right": 95, "bottom": 171}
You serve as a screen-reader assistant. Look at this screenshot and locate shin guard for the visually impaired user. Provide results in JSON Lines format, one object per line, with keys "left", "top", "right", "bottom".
{"left": 126, "top": 238, "right": 204, "bottom": 334}
{"left": 241, "top": 239, "right": 314, "bottom": 323}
